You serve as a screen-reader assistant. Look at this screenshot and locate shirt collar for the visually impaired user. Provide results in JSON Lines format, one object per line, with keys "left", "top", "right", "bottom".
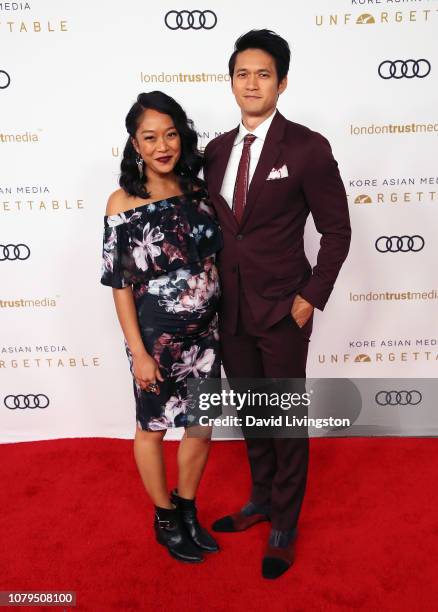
{"left": 234, "top": 110, "right": 277, "bottom": 146}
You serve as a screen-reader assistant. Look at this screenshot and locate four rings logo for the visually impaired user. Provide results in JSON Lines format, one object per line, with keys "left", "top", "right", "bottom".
{"left": 378, "top": 59, "right": 431, "bottom": 80}
{"left": 4, "top": 394, "right": 50, "bottom": 409}
{"left": 0, "top": 244, "right": 31, "bottom": 261}
{"left": 0, "top": 69, "right": 11, "bottom": 89}
{"left": 164, "top": 10, "right": 217, "bottom": 30}
{"left": 375, "top": 390, "right": 422, "bottom": 406}
{"left": 375, "top": 235, "right": 425, "bottom": 253}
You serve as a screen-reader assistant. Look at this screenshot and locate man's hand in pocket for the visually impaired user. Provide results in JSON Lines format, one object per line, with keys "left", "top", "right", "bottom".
{"left": 291, "top": 294, "right": 314, "bottom": 328}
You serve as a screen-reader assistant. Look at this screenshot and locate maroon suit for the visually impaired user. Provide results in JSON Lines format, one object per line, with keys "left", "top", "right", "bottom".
{"left": 204, "top": 111, "right": 351, "bottom": 529}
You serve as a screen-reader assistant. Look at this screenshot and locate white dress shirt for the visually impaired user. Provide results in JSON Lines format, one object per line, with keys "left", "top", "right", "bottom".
{"left": 220, "top": 110, "right": 277, "bottom": 209}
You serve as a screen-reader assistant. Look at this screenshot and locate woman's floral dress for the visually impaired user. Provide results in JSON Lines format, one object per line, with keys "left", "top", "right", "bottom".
{"left": 101, "top": 189, "right": 223, "bottom": 431}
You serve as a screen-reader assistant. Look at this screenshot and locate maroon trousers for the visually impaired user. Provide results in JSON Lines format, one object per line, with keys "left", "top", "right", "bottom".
{"left": 220, "top": 288, "right": 313, "bottom": 530}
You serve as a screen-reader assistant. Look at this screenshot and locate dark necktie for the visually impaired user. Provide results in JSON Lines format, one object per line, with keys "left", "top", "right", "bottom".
{"left": 232, "top": 133, "right": 256, "bottom": 225}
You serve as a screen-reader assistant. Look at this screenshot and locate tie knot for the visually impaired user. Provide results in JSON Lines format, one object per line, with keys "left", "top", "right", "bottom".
{"left": 243, "top": 133, "right": 256, "bottom": 147}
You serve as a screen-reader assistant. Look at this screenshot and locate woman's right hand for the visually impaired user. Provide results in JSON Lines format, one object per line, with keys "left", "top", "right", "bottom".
{"left": 132, "top": 353, "right": 164, "bottom": 394}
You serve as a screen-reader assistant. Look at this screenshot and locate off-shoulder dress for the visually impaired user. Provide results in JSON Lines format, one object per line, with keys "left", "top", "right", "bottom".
{"left": 101, "top": 189, "right": 223, "bottom": 431}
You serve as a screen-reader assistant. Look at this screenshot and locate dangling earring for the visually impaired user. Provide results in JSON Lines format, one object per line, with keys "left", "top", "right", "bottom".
{"left": 136, "top": 155, "right": 144, "bottom": 178}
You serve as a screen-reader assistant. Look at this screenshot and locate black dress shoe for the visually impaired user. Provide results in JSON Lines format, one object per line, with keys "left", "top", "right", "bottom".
{"left": 171, "top": 490, "right": 219, "bottom": 553}
{"left": 212, "top": 511, "right": 269, "bottom": 532}
{"left": 262, "top": 546, "right": 293, "bottom": 579}
{"left": 212, "top": 501, "right": 271, "bottom": 532}
{"left": 262, "top": 529, "right": 296, "bottom": 579}
{"left": 154, "top": 505, "right": 204, "bottom": 563}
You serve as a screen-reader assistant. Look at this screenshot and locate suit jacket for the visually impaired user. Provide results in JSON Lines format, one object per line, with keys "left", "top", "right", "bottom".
{"left": 204, "top": 111, "right": 351, "bottom": 334}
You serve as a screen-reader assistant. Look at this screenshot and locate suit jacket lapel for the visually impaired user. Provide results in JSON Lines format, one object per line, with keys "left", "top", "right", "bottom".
{"left": 207, "top": 126, "right": 239, "bottom": 228}
{"left": 241, "top": 111, "right": 287, "bottom": 228}
{"left": 208, "top": 127, "right": 238, "bottom": 195}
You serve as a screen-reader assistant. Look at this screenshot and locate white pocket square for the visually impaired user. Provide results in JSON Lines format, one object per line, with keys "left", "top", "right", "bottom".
{"left": 266, "top": 164, "right": 289, "bottom": 180}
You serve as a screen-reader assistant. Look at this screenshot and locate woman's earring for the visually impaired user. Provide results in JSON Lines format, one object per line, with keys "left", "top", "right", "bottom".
{"left": 136, "top": 155, "right": 144, "bottom": 178}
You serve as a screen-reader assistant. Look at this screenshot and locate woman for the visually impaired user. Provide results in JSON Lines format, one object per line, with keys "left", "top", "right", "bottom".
{"left": 101, "top": 91, "right": 223, "bottom": 563}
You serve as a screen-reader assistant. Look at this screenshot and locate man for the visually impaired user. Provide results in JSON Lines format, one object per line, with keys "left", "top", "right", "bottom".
{"left": 203, "top": 30, "right": 351, "bottom": 579}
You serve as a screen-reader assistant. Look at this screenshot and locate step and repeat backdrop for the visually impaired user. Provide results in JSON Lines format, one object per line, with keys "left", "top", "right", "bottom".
{"left": 1, "top": 0, "right": 437, "bottom": 442}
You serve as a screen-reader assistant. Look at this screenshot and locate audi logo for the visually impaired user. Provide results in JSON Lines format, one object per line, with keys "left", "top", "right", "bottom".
{"left": 375, "top": 390, "right": 422, "bottom": 406}
{"left": 378, "top": 59, "right": 431, "bottom": 80}
{"left": 164, "top": 10, "right": 217, "bottom": 30}
{"left": 0, "top": 244, "right": 31, "bottom": 261}
{"left": 0, "top": 69, "right": 11, "bottom": 89}
{"left": 4, "top": 394, "right": 50, "bottom": 409}
{"left": 375, "top": 235, "right": 424, "bottom": 253}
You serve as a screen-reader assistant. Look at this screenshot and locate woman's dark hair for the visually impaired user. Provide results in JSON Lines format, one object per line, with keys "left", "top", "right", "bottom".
{"left": 119, "top": 91, "right": 204, "bottom": 199}
{"left": 228, "top": 29, "right": 291, "bottom": 83}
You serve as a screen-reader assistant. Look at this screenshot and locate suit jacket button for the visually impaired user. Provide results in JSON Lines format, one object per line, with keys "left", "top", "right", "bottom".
{"left": 236, "top": 234, "right": 243, "bottom": 240}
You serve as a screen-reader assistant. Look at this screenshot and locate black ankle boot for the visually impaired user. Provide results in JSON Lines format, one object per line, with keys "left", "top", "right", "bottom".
{"left": 154, "top": 505, "right": 204, "bottom": 563}
{"left": 171, "top": 490, "right": 219, "bottom": 553}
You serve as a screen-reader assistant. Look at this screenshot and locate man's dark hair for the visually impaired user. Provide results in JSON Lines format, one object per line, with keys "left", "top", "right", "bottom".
{"left": 228, "top": 29, "right": 291, "bottom": 82}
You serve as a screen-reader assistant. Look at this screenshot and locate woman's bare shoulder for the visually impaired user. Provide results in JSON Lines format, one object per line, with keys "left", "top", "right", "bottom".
{"left": 105, "top": 188, "right": 134, "bottom": 215}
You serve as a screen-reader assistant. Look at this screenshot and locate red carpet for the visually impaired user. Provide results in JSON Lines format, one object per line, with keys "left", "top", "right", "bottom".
{"left": 1, "top": 438, "right": 437, "bottom": 611}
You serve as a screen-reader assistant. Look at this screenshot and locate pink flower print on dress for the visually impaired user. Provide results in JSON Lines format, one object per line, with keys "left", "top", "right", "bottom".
{"left": 102, "top": 228, "right": 117, "bottom": 273}
{"left": 107, "top": 211, "right": 142, "bottom": 227}
{"left": 164, "top": 395, "right": 192, "bottom": 422}
{"left": 161, "top": 241, "right": 184, "bottom": 264}
{"left": 171, "top": 345, "right": 216, "bottom": 382}
{"left": 147, "top": 416, "right": 172, "bottom": 431}
{"left": 132, "top": 222, "right": 164, "bottom": 271}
